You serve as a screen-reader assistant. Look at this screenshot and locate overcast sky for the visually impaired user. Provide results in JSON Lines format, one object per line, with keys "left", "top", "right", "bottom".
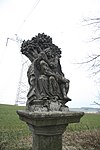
{"left": 0, "top": 0, "right": 100, "bottom": 107}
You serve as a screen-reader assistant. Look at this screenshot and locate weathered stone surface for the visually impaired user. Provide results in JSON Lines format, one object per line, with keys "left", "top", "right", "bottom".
{"left": 32, "top": 134, "right": 62, "bottom": 150}
{"left": 17, "top": 33, "right": 84, "bottom": 150}
{"left": 17, "top": 110, "right": 84, "bottom": 126}
{"left": 17, "top": 110, "right": 84, "bottom": 150}
{"left": 20, "top": 33, "right": 71, "bottom": 112}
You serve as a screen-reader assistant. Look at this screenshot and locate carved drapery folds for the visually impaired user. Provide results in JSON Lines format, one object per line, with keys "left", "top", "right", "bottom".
{"left": 21, "top": 33, "right": 71, "bottom": 111}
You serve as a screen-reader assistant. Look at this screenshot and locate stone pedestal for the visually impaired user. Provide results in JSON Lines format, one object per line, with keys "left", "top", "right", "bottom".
{"left": 17, "top": 110, "right": 84, "bottom": 150}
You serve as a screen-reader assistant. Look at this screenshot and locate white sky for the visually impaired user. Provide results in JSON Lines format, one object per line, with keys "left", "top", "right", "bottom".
{"left": 0, "top": 0, "right": 100, "bottom": 107}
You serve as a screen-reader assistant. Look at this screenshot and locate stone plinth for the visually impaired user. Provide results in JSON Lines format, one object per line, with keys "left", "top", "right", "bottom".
{"left": 17, "top": 110, "right": 84, "bottom": 150}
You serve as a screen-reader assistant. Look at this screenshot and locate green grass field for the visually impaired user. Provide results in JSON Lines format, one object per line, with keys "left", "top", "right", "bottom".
{"left": 67, "top": 112, "right": 100, "bottom": 131}
{"left": 0, "top": 104, "right": 100, "bottom": 150}
{"left": 0, "top": 104, "right": 31, "bottom": 150}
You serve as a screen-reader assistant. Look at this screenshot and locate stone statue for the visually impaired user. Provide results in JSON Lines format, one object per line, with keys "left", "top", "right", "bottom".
{"left": 17, "top": 33, "right": 84, "bottom": 150}
{"left": 21, "top": 33, "right": 71, "bottom": 111}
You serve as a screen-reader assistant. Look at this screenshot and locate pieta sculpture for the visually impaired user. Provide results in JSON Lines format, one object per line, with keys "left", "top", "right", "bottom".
{"left": 21, "top": 33, "right": 71, "bottom": 112}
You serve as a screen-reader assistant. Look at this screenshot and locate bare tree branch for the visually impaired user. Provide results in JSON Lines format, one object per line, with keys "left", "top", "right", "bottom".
{"left": 78, "top": 54, "right": 100, "bottom": 64}
{"left": 94, "top": 101, "right": 100, "bottom": 106}
{"left": 83, "top": 17, "right": 100, "bottom": 26}
{"left": 82, "top": 17, "right": 100, "bottom": 106}
{"left": 91, "top": 37, "right": 100, "bottom": 41}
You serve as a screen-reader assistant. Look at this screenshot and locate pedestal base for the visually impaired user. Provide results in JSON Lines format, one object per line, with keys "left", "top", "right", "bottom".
{"left": 17, "top": 111, "right": 84, "bottom": 150}
{"left": 30, "top": 124, "right": 66, "bottom": 150}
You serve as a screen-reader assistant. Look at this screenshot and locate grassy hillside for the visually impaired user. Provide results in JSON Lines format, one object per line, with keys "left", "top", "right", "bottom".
{"left": 0, "top": 104, "right": 27, "bottom": 133}
{"left": 0, "top": 104, "right": 31, "bottom": 150}
{"left": 0, "top": 104, "right": 100, "bottom": 150}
